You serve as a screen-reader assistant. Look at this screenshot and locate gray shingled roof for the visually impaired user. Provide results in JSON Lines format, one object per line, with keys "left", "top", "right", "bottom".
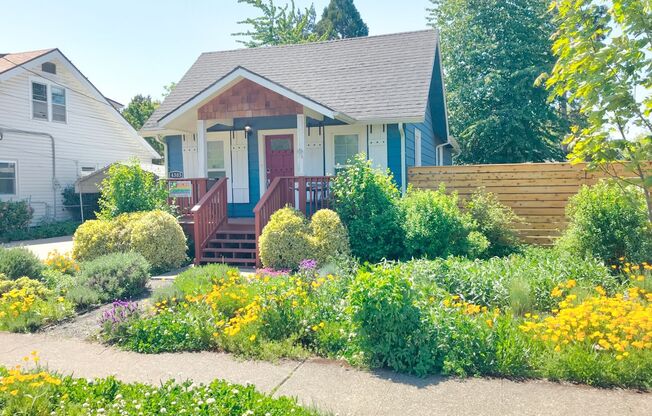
{"left": 144, "top": 30, "right": 438, "bottom": 129}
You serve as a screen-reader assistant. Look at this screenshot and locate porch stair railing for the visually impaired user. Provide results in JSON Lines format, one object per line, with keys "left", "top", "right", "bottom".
{"left": 191, "top": 177, "right": 228, "bottom": 264}
{"left": 253, "top": 176, "right": 333, "bottom": 266}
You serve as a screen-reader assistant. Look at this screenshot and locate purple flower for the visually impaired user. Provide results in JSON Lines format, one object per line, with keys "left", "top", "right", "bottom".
{"left": 99, "top": 300, "right": 139, "bottom": 329}
{"left": 299, "top": 259, "right": 318, "bottom": 271}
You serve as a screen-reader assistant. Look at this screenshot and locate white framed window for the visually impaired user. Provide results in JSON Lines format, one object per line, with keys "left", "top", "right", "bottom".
{"left": 0, "top": 161, "right": 17, "bottom": 196}
{"left": 31, "top": 82, "right": 48, "bottom": 120}
{"left": 415, "top": 128, "right": 422, "bottom": 167}
{"left": 79, "top": 166, "right": 96, "bottom": 177}
{"left": 334, "top": 134, "right": 359, "bottom": 172}
{"left": 51, "top": 86, "right": 67, "bottom": 123}
{"left": 30, "top": 79, "right": 67, "bottom": 123}
{"left": 207, "top": 140, "right": 227, "bottom": 179}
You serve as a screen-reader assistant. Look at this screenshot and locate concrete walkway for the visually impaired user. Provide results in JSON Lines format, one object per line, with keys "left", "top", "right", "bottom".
{"left": 1, "top": 333, "right": 650, "bottom": 415}
{"left": 2, "top": 235, "right": 73, "bottom": 259}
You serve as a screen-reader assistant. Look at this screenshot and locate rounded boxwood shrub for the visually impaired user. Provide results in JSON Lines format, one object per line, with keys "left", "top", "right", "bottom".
{"left": 79, "top": 252, "right": 150, "bottom": 301}
{"left": 309, "top": 209, "right": 350, "bottom": 266}
{"left": 72, "top": 219, "right": 116, "bottom": 261}
{"left": 0, "top": 247, "right": 43, "bottom": 280}
{"left": 557, "top": 180, "right": 652, "bottom": 265}
{"left": 401, "top": 186, "right": 482, "bottom": 259}
{"left": 331, "top": 154, "right": 405, "bottom": 262}
{"left": 259, "top": 207, "right": 312, "bottom": 270}
{"left": 73, "top": 210, "right": 186, "bottom": 273}
{"left": 127, "top": 211, "right": 187, "bottom": 273}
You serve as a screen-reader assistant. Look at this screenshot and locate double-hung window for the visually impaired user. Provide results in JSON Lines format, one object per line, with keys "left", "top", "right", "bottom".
{"left": 334, "top": 134, "right": 359, "bottom": 173}
{"left": 207, "top": 140, "right": 227, "bottom": 179}
{"left": 51, "top": 86, "right": 66, "bottom": 122}
{"left": 31, "top": 81, "right": 67, "bottom": 122}
{"left": 0, "top": 161, "right": 17, "bottom": 196}
{"left": 32, "top": 82, "right": 48, "bottom": 120}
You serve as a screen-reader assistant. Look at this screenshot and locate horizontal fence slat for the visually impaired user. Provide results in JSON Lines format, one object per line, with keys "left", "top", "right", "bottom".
{"left": 408, "top": 161, "right": 650, "bottom": 246}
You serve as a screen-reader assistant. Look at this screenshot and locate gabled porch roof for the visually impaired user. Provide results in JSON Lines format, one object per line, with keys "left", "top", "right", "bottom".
{"left": 151, "top": 66, "right": 354, "bottom": 134}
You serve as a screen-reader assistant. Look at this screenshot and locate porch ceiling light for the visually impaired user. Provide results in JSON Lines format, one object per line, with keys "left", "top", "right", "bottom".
{"left": 244, "top": 125, "right": 252, "bottom": 135}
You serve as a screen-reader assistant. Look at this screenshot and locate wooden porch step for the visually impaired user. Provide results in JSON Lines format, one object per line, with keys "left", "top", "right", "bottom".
{"left": 203, "top": 247, "right": 256, "bottom": 254}
{"left": 209, "top": 238, "right": 256, "bottom": 245}
{"left": 200, "top": 257, "right": 257, "bottom": 265}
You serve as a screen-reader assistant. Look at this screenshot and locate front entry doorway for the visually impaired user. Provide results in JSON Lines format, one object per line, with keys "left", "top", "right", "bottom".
{"left": 264, "top": 135, "right": 294, "bottom": 186}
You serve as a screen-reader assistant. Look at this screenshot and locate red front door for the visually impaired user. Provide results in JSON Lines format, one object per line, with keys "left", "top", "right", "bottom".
{"left": 265, "top": 135, "right": 294, "bottom": 185}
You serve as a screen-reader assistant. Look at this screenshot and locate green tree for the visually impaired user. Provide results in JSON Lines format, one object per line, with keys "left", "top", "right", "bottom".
{"left": 545, "top": 0, "right": 652, "bottom": 221}
{"left": 428, "top": 0, "right": 570, "bottom": 164}
{"left": 234, "top": 0, "right": 325, "bottom": 47}
{"left": 122, "top": 94, "right": 162, "bottom": 158}
{"left": 316, "top": 0, "right": 369, "bottom": 40}
{"left": 98, "top": 160, "right": 170, "bottom": 219}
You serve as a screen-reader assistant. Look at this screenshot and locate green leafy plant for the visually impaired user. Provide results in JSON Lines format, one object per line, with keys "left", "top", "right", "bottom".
{"left": 465, "top": 188, "right": 522, "bottom": 257}
{"left": 1, "top": 220, "right": 80, "bottom": 243}
{"left": 332, "top": 154, "right": 404, "bottom": 262}
{"left": 347, "top": 264, "right": 435, "bottom": 375}
{"left": 73, "top": 210, "right": 186, "bottom": 273}
{"left": 557, "top": 180, "right": 652, "bottom": 265}
{"left": 97, "top": 161, "right": 169, "bottom": 219}
{"left": 78, "top": 252, "right": 150, "bottom": 302}
{"left": 309, "top": 209, "right": 350, "bottom": 266}
{"left": 259, "top": 207, "right": 313, "bottom": 270}
{"left": 0, "top": 247, "right": 43, "bottom": 280}
{"left": 401, "top": 186, "right": 482, "bottom": 259}
{"left": 0, "top": 200, "right": 32, "bottom": 236}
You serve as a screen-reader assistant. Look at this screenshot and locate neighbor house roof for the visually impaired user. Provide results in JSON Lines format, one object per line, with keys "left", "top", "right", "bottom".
{"left": 0, "top": 48, "right": 56, "bottom": 74}
{"left": 145, "top": 30, "right": 439, "bottom": 129}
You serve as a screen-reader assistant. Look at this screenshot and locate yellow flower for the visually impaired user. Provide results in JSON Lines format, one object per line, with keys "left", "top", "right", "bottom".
{"left": 249, "top": 335, "right": 256, "bottom": 342}
{"left": 9, "top": 390, "right": 18, "bottom": 396}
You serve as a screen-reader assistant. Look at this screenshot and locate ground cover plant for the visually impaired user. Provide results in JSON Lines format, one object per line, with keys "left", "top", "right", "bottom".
{"left": 0, "top": 353, "right": 320, "bottom": 416}
{"left": 101, "top": 249, "right": 652, "bottom": 390}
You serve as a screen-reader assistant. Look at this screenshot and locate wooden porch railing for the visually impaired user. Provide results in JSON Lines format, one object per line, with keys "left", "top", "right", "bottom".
{"left": 253, "top": 176, "right": 332, "bottom": 265}
{"left": 165, "top": 178, "right": 213, "bottom": 216}
{"left": 191, "top": 177, "right": 228, "bottom": 264}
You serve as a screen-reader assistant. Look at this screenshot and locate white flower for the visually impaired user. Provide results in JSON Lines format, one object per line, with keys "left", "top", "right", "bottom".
{"left": 160, "top": 408, "right": 167, "bottom": 414}
{"left": 206, "top": 398, "right": 216, "bottom": 405}
{"left": 232, "top": 388, "right": 240, "bottom": 394}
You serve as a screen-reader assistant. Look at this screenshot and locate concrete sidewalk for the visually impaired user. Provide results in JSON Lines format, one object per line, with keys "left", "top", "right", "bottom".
{"left": 2, "top": 235, "right": 73, "bottom": 259}
{"left": 1, "top": 333, "right": 650, "bottom": 415}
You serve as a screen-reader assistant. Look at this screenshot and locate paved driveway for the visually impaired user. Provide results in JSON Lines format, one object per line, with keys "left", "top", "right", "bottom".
{"left": 2, "top": 235, "right": 73, "bottom": 259}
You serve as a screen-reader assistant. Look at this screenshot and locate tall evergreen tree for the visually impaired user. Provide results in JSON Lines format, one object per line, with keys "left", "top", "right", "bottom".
{"left": 234, "top": 0, "right": 325, "bottom": 47}
{"left": 428, "top": 0, "right": 571, "bottom": 164}
{"left": 316, "top": 0, "right": 369, "bottom": 40}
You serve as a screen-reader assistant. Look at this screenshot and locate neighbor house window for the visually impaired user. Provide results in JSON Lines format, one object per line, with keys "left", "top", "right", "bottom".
{"left": 334, "top": 134, "right": 359, "bottom": 172}
{"left": 207, "top": 140, "right": 227, "bottom": 179}
{"left": 32, "top": 82, "right": 48, "bottom": 120}
{"left": 0, "top": 161, "right": 17, "bottom": 195}
{"left": 51, "top": 86, "right": 66, "bottom": 122}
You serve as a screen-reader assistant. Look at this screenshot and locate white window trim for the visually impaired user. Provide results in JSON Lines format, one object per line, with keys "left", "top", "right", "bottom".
{"left": 0, "top": 160, "right": 18, "bottom": 197}
{"left": 206, "top": 137, "right": 230, "bottom": 179}
{"left": 333, "top": 133, "right": 361, "bottom": 172}
{"left": 415, "top": 128, "right": 422, "bottom": 167}
{"left": 28, "top": 76, "right": 68, "bottom": 124}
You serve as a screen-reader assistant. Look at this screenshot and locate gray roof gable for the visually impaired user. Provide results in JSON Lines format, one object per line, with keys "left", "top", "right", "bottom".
{"left": 145, "top": 30, "right": 439, "bottom": 129}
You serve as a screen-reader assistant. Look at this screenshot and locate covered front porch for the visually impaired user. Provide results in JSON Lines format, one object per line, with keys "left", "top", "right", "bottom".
{"left": 150, "top": 69, "right": 396, "bottom": 267}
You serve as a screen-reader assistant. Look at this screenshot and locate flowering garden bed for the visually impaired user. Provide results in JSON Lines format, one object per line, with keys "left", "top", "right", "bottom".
{"left": 99, "top": 249, "right": 652, "bottom": 390}
{"left": 0, "top": 353, "right": 318, "bottom": 415}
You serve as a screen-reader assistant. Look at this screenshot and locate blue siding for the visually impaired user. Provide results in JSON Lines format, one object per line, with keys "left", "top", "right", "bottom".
{"left": 404, "top": 46, "right": 451, "bottom": 167}
{"left": 165, "top": 135, "right": 184, "bottom": 175}
{"left": 386, "top": 124, "right": 402, "bottom": 189}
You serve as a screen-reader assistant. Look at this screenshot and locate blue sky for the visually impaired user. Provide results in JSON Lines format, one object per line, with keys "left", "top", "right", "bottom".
{"left": 3, "top": 0, "right": 433, "bottom": 105}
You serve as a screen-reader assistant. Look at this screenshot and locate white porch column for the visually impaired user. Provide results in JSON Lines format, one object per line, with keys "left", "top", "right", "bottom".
{"left": 196, "top": 119, "right": 207, "bottom": 177}
{"left": 296, "top": 114, "right": 306, "bottom": 176}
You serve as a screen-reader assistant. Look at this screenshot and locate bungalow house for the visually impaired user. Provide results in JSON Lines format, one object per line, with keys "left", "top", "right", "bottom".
{"left": 0, "top": 49, "right": 161, "bottom": 224}
{"left": 142, "top": 30, "right": 456, "bottom": 267}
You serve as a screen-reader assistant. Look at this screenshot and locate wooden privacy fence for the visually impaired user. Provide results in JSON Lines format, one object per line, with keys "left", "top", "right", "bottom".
{"left": 408, "top": 162, "right": 631, "bottom": 245}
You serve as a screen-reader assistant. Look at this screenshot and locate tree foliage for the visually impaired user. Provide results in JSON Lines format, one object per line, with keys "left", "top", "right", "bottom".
{"left": 234, "top": 0, "right": 326, "bottom": 47}
{"left": 316, "top": 0, "right": 369, "bottom": 40}
{"left": 545, "top": 0, "right": 652, "bottom": 221}
{"left": 122, "top": 94, "right": 162, "bottom": 158}
{"left": 428, "top": 0, "right": 571, "bottom": 164}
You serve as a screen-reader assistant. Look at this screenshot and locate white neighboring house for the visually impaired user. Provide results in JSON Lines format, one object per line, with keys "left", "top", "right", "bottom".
{"left": 0, "top": 48, "right": 161, "bottom": 224}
